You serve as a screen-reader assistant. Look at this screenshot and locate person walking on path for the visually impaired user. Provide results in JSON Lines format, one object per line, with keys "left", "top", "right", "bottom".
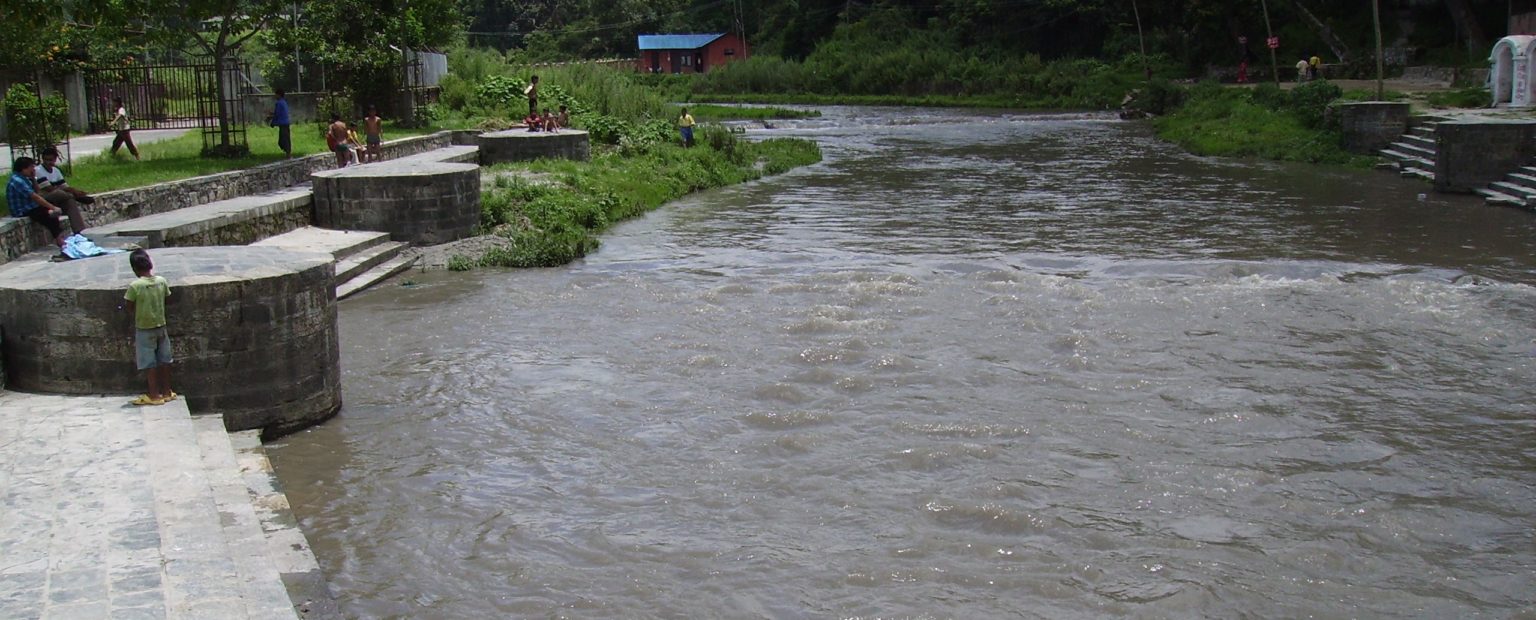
{"left": 124, "top": 249, "right": 175, "bottom": 406}
{"left": 7, "top": 157, "right": 68, "bottom": 247}
{"left": 1237, "top": 42, "right": 1254, "bottom": 84}
{"left": 1296, "top": 59, "right": 1310, "bottom": 82}
{"left": 1308, "top": 55, "right": 1321, "bottom": 81}
{"left": 271, "top": 89, "right": 292, "bottom": 158}
{"left": 33, "top": 147, "right": 93, "bottom": 235}
{"left": 678, "top": 107, "right": 696, "bottom": 148}
{"left": 363, "top": 105, "right": 383, "bottom": 163}
{"left": 524, "top": 75, "right": 539, "bottom": 117}
{"left": 327, "top": 114, "right": 351, "bottom": 168}
{"left": 110, "top": 98, "right": 140, "bottom": 160}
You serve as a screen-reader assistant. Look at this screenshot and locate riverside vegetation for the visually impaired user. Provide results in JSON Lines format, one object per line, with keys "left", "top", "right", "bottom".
{"left": 429, "top": 49, "right": 823, "bottom": 269}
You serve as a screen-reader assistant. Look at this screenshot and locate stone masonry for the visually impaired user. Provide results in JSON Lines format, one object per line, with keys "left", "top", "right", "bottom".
{"left": 1337, "top": 102, "right": 1411, "bottom": 154}
{"left": 311, "top": 161, "right": 481, "bottom": 245}
{"left": 1433, "top": 120, "right": 1536, "bottom": 193}
{"left": 0, "top": 247, "right": 341, "bottom": 436}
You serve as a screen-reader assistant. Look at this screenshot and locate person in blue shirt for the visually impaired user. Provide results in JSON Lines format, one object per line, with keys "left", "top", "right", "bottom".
{"left": 270, "top": 89, "right": 292, "bottom": 158}
{"left": 7, "top": 157, "right": 67, "bottom": 247}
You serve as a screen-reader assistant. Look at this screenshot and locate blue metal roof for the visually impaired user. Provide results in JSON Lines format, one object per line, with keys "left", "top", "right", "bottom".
{"left": 638, "top": 33, "right": 726, "bottom": 51}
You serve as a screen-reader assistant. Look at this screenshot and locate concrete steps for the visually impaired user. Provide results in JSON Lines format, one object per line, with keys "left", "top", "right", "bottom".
{"left": 1475, "top": 168, "right": 1536, "bottom": 209}
{"left": 191, "top": 415, "right": 300, "bottom": 618}
{"left": 227, "top": 432, "right": 340, "bottom": 618}
{"left": 1379, "top": 121, "right": 1440, "bottom": 182}
{"left": 252, "top": 226, "right": 414, "bottom": 297}
{"left": 142, "top": 400, "right": 304, "bottom": 618}
{"left": 336, "top": 254, "right": 419, "bottom": 300}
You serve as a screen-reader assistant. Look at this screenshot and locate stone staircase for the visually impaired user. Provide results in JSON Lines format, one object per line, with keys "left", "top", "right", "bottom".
{"left": 251, "top": 227, "right": 417, "bottom": 299}
{"left": 1472, "top": 166, "right": 1536, "bottom": 208}
{"left": 0, "top": 392, "right": 338, "bottom": 619}
{"left": 1379, "top": 122, "right": 1439, "bottom": 182}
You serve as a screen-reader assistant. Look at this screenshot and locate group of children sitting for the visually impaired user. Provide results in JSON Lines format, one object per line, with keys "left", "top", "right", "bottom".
{"left": 524, "top": 105, "right": 570, "bottom": 133}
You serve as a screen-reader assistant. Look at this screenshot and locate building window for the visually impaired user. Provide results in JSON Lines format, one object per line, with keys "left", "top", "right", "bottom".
{"left": 682, "top": 55, "right": 691, "bottom": 66}
{"left": 724, "top": 48, "right": 735, "bottom": 56}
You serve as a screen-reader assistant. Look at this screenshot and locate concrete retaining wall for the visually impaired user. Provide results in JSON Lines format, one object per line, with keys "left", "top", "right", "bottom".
{"left": 0, "top": 247, "right": 341, "bottom": 437}
{"left": 1337, "top": 102, "right": 1412, "bottom": 154}
{"left": 1433, "top": 120, "right": 1536, "bottom": 193}
{"left": 311, "top": 161, "right": 481, "bottom": 245}
{"left": 478, "top": 129, "right": 591, "bottom": 164}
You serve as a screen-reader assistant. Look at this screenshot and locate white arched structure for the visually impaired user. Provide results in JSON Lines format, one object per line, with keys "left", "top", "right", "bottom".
{"left": 1491, "top": 36, "right": 1536, "bottom": 107}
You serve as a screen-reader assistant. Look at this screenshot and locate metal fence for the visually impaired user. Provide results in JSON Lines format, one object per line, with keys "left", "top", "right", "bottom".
{"left": 82, "top": 61, "right": 249, "bottom": 154}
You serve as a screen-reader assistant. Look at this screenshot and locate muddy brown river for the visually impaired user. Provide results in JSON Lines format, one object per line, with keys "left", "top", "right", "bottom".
{"left": 267, "top": 107, "right": 1536, "bottom": 618}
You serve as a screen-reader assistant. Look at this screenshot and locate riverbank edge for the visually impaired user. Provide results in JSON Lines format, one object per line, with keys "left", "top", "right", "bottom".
{"left": 446, "top": 137, "right": 824, "bottom": 270}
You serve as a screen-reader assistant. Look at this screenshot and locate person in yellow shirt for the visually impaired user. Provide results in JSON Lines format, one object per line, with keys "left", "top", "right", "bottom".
{"left": 678, "top": 107, "right": 696, "bottom": 147}
{"left": 1308, "top": 56, "right": 1321, "bottom": 81}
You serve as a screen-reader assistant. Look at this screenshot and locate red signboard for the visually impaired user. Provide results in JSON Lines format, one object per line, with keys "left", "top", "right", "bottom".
{"left": 1267, "top": 37, "right": 1280, "bottom": 49}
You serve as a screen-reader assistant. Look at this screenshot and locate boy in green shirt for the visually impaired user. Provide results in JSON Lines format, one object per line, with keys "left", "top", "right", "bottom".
{"left": 123, "top": 249, "right": 175, "bottom": 406}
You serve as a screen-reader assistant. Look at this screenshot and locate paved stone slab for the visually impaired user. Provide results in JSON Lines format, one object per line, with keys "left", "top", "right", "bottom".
{"left": 250, "top": 227, "right": 390, "bottom": 262}
{"left": 86, "top": 188, "right": 313, "bottom": 248}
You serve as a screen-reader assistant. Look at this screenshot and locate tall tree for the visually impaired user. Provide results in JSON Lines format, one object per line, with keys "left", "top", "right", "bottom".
{"left": 1443, "top": 0, "right": 1487, "bottom": 53}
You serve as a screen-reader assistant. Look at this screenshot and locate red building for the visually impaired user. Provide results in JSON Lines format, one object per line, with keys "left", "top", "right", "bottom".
{"left": 636, "top": 33, "right": 750, "bottom": 74}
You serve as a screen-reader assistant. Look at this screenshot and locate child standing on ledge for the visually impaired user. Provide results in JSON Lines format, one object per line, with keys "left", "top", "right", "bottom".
{"left": 124, "top": 249, "right": 175, "bottom": 406}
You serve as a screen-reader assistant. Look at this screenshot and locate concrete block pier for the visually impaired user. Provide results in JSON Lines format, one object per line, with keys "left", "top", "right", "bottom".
{"left": 0, "top": 247, "right": 341, "bottom": 437}
{"left": 478, "top": 129, "right": 591, "bottom": 164}
{"left": 311, "top": 161, "right": 481, "bottom": 245}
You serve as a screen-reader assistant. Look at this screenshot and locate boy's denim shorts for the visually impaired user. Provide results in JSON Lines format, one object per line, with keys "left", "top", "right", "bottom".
{"left": 135, "top": 327, "right": 173, "bottom": 370}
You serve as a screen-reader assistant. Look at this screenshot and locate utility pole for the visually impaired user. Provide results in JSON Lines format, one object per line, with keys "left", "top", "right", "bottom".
{"left": 1373, "top": 0, "right": 1385, "bottom": 100}
{"left": 1260, "top": 0, "right": 1280, "bottom": 86}
{"left": 293, "top": 2, "right": 301, "bottom": 91}
{"left": 1132, "top": 0, "right": 1150, "bottom": 81}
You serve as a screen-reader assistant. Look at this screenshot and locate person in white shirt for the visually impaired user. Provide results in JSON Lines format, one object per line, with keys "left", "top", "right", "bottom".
{"left": 32, "top": 147, "right": 91, "bottom": 235}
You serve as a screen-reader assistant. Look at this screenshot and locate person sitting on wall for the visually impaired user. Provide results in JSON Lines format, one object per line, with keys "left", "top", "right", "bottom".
{"left": 7, "top": 157, "right": 68, "bottom": 248}
{"left": 542, "top": 109, "right": 558, "bottom": 133}
{"left": 524, "top": 111, "right": 543, "bottom": 132}
{"left": 557, "top": 105, "right": 570, "bottom": 130}
{"left": 32, "top": 147, "right": 93, "bottom": 236}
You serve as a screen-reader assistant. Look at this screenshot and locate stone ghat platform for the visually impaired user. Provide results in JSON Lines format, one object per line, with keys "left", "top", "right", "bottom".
{"left": 311, "top": 160, "right": 481, "bottom": 245}
{"left": 0, "top": 246, "right": 340, "bottom": 436}
{"left": 479, "top": 128, "right": 591, "bottom": 164}
{"left": 0, "top": 392, "right": 338, "bottom": 619}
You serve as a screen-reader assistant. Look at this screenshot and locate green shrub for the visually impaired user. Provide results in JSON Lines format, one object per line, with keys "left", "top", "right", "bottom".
{"left": 3, "top": 84, "right": 69, "bottom": 153}
{"left": 1290, "top": 80, "right": 1343, "bottom": 129}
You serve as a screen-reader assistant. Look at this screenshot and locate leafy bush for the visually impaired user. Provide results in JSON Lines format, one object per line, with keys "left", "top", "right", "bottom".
{"left": 1290, "top": 80, "right": 1343, "bottom": 129}
{"left": 3, "top": 84, "right": 69, "bottom": 153}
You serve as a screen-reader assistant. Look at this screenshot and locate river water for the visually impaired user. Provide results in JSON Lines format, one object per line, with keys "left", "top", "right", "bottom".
{"left": 266, "top": 107, "right": 1536, "bottom": 618}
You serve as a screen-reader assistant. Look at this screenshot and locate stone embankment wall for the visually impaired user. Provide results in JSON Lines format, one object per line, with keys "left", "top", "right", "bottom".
{"left": 0, "top": 131, "right": 477, "bottom": 263}
{"left": 312, "top": 162, "right": 482, "bottom": 245}
{"left": 1434, "top": 120, "right": 1536, "bottom": 193}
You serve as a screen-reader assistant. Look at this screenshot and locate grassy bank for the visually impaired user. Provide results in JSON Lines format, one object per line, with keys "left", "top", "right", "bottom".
{"left": 69, "top": 123, "right": 437, "bottom": 192}
{"left": 462, "top": 132, "right": 821, "bottom": 269}
{"left": 1151, "top": 81, "right": 1375, "bottom": 167}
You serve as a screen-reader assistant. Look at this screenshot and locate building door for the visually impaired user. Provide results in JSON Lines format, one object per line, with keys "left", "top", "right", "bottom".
{"left": 671, "top": 51, "right": 684, "bottom": 74}
{"left": 651, "top": 52, "right": 661, "bottom": 73}
{"left": 696, "top": 52, "right": 705, "bottom": 73}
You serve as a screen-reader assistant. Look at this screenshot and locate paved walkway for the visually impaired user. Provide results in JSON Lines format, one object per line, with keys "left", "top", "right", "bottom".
{"left": 0, "top": 391, "right": 310, "bottom": 619}
{"left": 1, "top": 129, "right": 193, "bottom": 164}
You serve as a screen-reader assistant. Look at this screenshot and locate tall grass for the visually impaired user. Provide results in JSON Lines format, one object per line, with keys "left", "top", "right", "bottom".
{"left": 1152, "top": 81, "right": 1373, "bottom": 166}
